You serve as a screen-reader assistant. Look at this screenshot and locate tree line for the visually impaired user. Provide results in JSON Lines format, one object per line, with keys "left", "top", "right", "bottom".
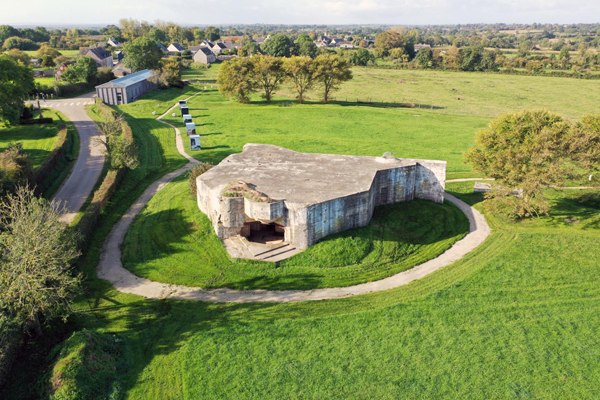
{"left": 218, "top": 54, "right": 353, "bottom": 104}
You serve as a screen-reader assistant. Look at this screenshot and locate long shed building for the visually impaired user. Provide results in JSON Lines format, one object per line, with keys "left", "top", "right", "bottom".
{"left": 95, "top": 70, "right": 157, "bottom": 105}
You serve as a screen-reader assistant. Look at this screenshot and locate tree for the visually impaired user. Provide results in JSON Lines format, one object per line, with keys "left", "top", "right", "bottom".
{"left": 150, "top": 60, "right": 182, "bottom": 87}
{"left": 0, "top": 187, "right": 81, "bottom": 336}
{"left": 217, "top": 57, "right": 257, "bottom": 103}
{"left": 375, "top": 30, "right": 414, "bottom": 58}
{"left": 77, "top": 56, "right": 98, "bottom": 84}
{"left": 0, "top": 55, "right": 34, "bottom": 125}
{"left": 6, "top": 49, "right": 31, "bottom": 65}
{"left": 146, "top": 27, "right": 167, "bottom": 44}
{"left": 0, "top": 25, "right": 19, "bottom": 44}
{"left": 193, "top": 29, "right": 205, "bottom": 42}
{"left": 311, "top": 54, "right": 353, "bottom": 103}
{"left": 413, "top": 48, "right": 433, "bottom": 68}
{"left": 567, "top": 114, "right": 600, "bottom": 175}
{"left": 41, "top": 55, "right": 55, "bottom": 68}
{"left": 35, "top": 45, "right": 61, "bottom": 60}
{"left": 465, "top": 110, "right": 573, "bottom": 217}
{"left": 283, "top": 56, "right": 314, "bottom": 103}
{"left": 348, "top": 48, "right": 373, "bottom": 66}
{"left": 239, "top": 42, "right": 260, "bottom": 57}
{"left": 251, "top": 55, "right": 285, "bottom": 103}
{"left": 3, "top": 36, "right": 37, "bottom": 51}
{"left": 261, "top": 34, "right": 293, "bottom": 57}
{"left": 295, "top": 34, "right": 317, "bottom": 58}
{"left": 96, "top": 114, "right": 139, "bottom": 170}
{"left": 458, "top": 46, "right": 485, "bottom": 71}
{"left": 123, "top": 37, "right": 163, "bottom": 72}
{"left": 205, "top": 26, "right": 221, "bottom": 42}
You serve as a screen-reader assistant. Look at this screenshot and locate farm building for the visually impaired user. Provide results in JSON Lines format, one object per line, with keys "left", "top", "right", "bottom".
{"left": 196, "top": 144, "right": 446, "bottom": 253}
{"left": 95, "top": 69, "right": 157, "bottom": 105}
{"left": 193, "top": 47, "right": 217, "bottom": 64}
{"left": 79, "top": 47, "right": 113, "bottom": 68}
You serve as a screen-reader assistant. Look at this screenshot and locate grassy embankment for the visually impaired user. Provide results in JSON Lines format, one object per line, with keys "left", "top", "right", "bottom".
{"left": 121, "top": 175, "right": 469, "bottom": 290}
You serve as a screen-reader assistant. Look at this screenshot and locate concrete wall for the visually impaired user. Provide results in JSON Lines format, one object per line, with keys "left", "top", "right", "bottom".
{"left": 197, "top": 159, "right": 446, "bottom": 250}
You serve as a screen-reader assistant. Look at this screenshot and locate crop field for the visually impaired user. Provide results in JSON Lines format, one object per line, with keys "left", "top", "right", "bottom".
{"left": 4, "top": 69, "right": 600, "bottom": 400}
{"left": 121, "top": 175, "right": 469, "bottom": 290}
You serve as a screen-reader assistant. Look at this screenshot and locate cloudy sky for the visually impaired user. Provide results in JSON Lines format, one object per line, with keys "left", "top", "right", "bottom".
{"left": 2, "top": 0, "right": 600, "bottom": 26}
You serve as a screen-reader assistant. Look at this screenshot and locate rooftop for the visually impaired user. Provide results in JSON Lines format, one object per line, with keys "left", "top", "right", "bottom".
{"left": 96, "top": 69, "right": 153, "bottom": 88}
{"left": 199, "top": 144, "right": 445, "bottom": 206}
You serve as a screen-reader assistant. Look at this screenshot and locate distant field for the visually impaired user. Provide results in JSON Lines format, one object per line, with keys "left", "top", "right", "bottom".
{"left": 22, "top": 49, "right": 80, "bottom": 57}
{"left": 277, "top": 68, "right": 600, "bottom": 120}
{"left": 162, "top": 88, "right": 489, "bottom": 178}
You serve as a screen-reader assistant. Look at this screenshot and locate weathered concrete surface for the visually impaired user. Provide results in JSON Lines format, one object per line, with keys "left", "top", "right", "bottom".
{"left": 97, "top": 190, "right": 491, "bottom": 303}
{"left": 29, "top": 92, "right": 105, "bottom": 223}
{"left": 197, "top": 144, "right": 447, "bottom": 249}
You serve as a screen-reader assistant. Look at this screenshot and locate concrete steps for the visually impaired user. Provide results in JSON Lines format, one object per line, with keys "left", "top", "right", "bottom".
{"left": 223, "top": 236, "right": 302, "bottom": 262}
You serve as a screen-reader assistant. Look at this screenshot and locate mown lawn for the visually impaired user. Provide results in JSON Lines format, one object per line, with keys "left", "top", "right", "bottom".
{"left": 162, "top": 88, "right": 489, "bottom": 178}
{"left": 0, "top": 108, "right": 69, "bottom": 169}
{"left": 121, "top": 175, "right": 468, "bottom": 290}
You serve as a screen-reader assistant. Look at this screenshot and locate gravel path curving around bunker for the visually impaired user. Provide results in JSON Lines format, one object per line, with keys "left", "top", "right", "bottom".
{"left": 97, "top": 94, "right": 492, "bottom": 303}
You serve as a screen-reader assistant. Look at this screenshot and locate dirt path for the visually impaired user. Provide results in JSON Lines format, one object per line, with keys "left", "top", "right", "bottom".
{"left": 97, "top": 96, "right": 492, "bottom": 303}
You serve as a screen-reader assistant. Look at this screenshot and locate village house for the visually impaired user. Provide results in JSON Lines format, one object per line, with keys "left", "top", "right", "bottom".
{"left": 211, "top": 42, "right": 228, "bottom": 54}
{"left": 79, "top": 47, "right": 113, "bottom": 68}
{"left": 167, "top": 43, "right": 185, "bottom": 53}
{"left": 193, "top": 47, "right": 217, "bottom": 64}
{"left": 108, "top": 38, "right": 122, "bottom": 47}
{"left": 157, "top": 43, "right": 168, "bottom": 53}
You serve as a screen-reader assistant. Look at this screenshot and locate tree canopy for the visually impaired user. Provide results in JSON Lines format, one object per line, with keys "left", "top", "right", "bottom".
{"left": 0, "top": 55, "right": 34, "bottom": 125}
{"left": 123, "top": 37, "right": 163, "bottom": 72}
{"left": 283, "top": 56, "right": 314, "bottom": 103}
{"left": 311, "top": 54, "right": 353, "bottom": 103}
{"left": 217, "top": 57, "right": 258, "bottom": 103}
{"left": 261, "top": 34, "right": 293, "bottom": 57}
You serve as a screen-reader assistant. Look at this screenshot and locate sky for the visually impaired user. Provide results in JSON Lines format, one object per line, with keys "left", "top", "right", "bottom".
{"left": 1, "top": 0, "right": 600, "bottom": 26}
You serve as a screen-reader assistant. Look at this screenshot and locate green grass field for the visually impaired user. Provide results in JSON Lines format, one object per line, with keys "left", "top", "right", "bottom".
{"left": 162, "top": 88, "right": 489, "bottom": 178}
{"left": 4, "top": 70, "right": 600, "bottom": 400}
{"left": 121, "top": 175, "right": 468, "bottom": 290}
{"left": 276, "top": 68, "right": 600, "bottom": 119}
{"left": 0, "top": 109, "right": 66, "bottom": 168}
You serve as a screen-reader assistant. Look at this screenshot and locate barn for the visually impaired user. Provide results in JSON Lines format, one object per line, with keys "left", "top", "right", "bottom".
{"left": 95, "top": 70, "right": 157, "bottom": 105}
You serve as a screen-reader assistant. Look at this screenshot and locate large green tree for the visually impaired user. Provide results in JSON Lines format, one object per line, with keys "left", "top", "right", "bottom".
{"left": 0, "top": 55, "right": 34, "bottom": 125}
{"left": 465, "top": 110, "right": 577, "bottom": 217}
{"left": 311, "top": 54, "right": 353, "bottom": 103}
{"left": 0, "top": 25, "right": 18, "bottom": 44}
{"left": 251, "top": 55, "right": 285, "bottom": 103}
{"left": 217, "top": 57, "right": 257, "bottom": 103}
{"left": 374, "top": 30, "right": 414, "bottom": 58}
{"left": 61, "top": 56, "right": 98, "bottom": 84}
{"left": 123, "top": 37, "right": 163, "bottom": 72}
{"left": 205, "top": 26, "right": 221, "bottom": 42}
{"left": 348, "top": 48, "right": 373, "bottom": 66}
{"left": 261, "top": 34, "right": 293, "bottom": 57}
{"left": 145, "top": 27, "right": 168, "bottom": 43}
{"left": 0, "top": 187, "right": 81, "bottom": 336}
{"left": 283, "top": 56, "right": 314, "bottom": 103}
{"left": 295, "top": 34, "right": 318, "bottom": 58}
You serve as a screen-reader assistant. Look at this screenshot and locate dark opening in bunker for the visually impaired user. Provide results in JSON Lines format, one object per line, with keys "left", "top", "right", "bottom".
{"left": 242, "top": 221, "right": 285, "bottom": 244}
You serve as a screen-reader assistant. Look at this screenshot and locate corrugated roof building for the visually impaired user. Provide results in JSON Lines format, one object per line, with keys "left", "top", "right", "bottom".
{"left": 95, "top": 69, "right": 157, "bottom": 105}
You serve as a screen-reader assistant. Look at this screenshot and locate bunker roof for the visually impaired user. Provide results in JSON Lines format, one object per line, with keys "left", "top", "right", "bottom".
{"left": 198, "top": 144, "right": 445, "bottom": 206}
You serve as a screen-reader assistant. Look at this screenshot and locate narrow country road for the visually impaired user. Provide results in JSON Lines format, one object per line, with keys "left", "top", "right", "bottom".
{"left": 32, "top": 92, "right": 105, "bottom": 223}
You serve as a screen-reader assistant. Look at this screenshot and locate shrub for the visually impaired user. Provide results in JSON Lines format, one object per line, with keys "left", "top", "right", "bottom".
{"left": 188, "top": 162, "right": 213, "bottom": 198}
{"left": 0, "top": 312, "right": 22, "bottom": 388}
{"left": 20, "top": 117, "right": 54, "bottom": 125}
{"left": 32, "top": 124, "right": 70, "bottom": 195}
{"left": 0, "top": 143, "right": 33, "bottom": 197}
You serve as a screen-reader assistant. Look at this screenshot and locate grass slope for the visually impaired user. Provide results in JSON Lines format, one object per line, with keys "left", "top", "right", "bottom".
{"left": 121, "top": 175, "right": 468, "bottom": 290}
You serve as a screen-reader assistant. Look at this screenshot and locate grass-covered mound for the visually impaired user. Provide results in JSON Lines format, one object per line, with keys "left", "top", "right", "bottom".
{"left": 121, "top": 175, "right": 469, "bottom": 290}
{"left": 43, "top": 330, "right": 128, "bottom": 400}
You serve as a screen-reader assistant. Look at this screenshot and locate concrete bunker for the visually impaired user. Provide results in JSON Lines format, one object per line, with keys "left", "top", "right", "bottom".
{"left": 196, "top": 144, "right": 447, "bottom": 259}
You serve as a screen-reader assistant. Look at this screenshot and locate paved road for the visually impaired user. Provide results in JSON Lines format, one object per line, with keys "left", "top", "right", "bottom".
{"left": 32, "top": 92, "right": 105, "bottom": 223}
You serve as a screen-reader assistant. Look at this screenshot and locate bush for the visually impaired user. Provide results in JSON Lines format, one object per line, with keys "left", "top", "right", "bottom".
{"left": 41, "top": 330, "right": 128, "bottom": 400}
{"left": 188, "top": 163, "right": 213, "bottom": 198}
{"left": 0, "top": 143, "right": 34, "bottom": 197}
{"left": 20, "top": 117, "right": 54, "bottom": 125}
{"left": 32, "top": 124, "right": 70, "bottom": 195}
{"left": 0, "top": 313, "right": 22, "bottom": 388}
{"left": 54, "top": 82, "right": 92, "bottom": 97}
